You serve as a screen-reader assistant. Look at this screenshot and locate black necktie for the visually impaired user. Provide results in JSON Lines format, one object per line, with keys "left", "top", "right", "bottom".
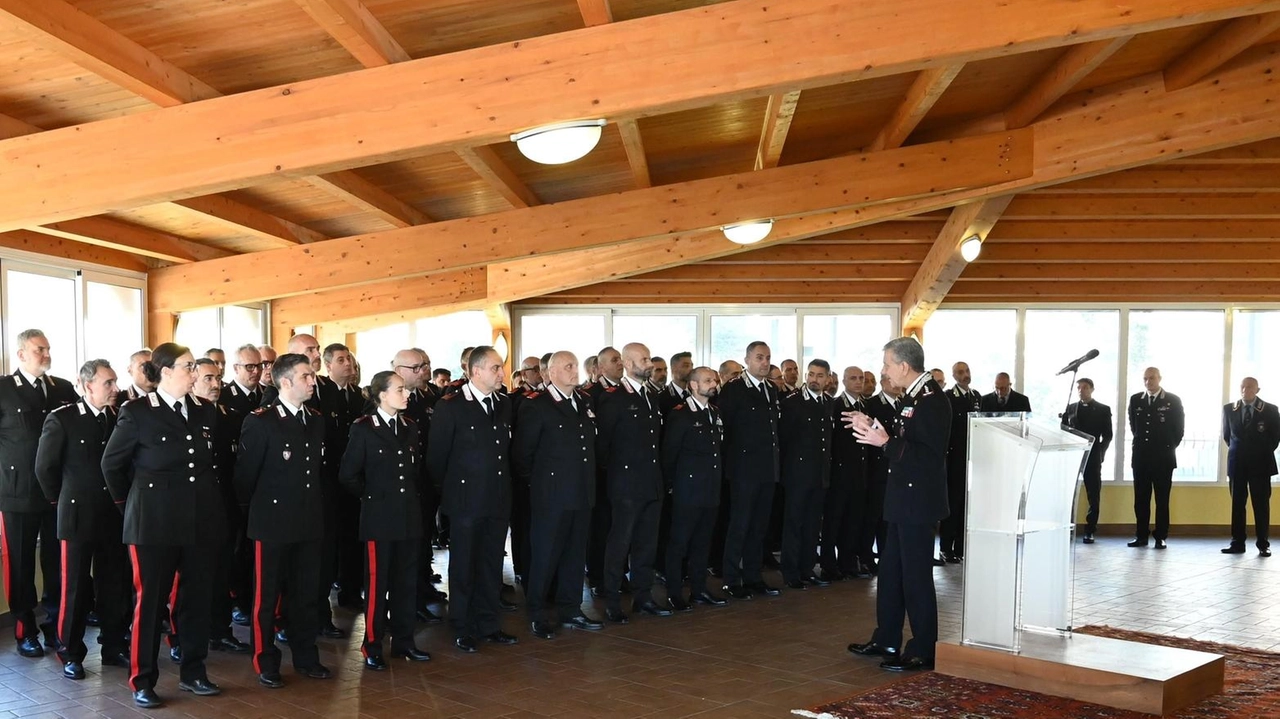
{"left": 96, "top": 410, "right": 108, "bottom": 435}
{"left": 1245, "top": 405, "right": 1254, "bottom": 423}
{"left": 34, "top": 377, "right": 46, "bottom": 398}
{"left": 483, "top": 396, "right": 494, "bottom": 416}
{"left": 569, "top": 394, "right": 578, "bottom": 413}
{"left": 172, "top": 400, "right": 184, "bottom": 420}
{"left": 759, "top": 382, "right": 768, "bottom": 401}
{"left": 296, "top": 410, "right": 306, "bottom": 427}
{"left": 391, "top": 416, "right": 398, "bottom": 435}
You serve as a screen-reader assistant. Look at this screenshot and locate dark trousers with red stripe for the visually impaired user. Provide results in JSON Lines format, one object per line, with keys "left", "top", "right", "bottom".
{"left": 58, "top": 538, "right": 128, "bottom": 662}
{"left": 128, "top": 543, "right": 217, "bottom": 690}
{"left": 251, "top": 539, "right": 321, "bottom": 675}
{"left": 1, "top": 510, "right": 60, "bottom": 641}
{"left": 362, "top": 538, "right": 418, "bottom": 657}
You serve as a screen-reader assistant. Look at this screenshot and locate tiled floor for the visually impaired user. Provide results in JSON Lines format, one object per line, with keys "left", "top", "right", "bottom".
{"left": 0, "top": 536, "right": 1276, "bottom": 718}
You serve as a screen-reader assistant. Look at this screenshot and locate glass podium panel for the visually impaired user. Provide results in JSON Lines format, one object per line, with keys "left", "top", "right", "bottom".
{"left": 961, "top": 413, "right": 1093, "bottom": 653}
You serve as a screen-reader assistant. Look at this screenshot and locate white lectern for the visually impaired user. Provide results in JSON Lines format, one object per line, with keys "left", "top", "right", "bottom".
{"left": 961, "top": 413, "right": 1092, "bottom": 652}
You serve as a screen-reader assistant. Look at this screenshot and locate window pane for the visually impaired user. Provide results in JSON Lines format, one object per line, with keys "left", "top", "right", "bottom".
{"left": 85, "top": 282, "right": 143, "bottom": 370}
{"left": 709, "top": 314, "right": 796, "bottom": 368}
{"left": 801, "top": 314, "right": 894, "bottom": 373}
{"left": 221, "top": 305, "right": 265, "bottom": 351}
{"left": 414, "top": 311, "right": 491, "bottom": 381}
{"left": 1229, "top": 310, "right": 1280, "bottom": 476}
{"left": 6, "top": 269, "right": 78, "bottom": 381}
{"left": 924, "top": 310, "right": 1018, "bottom": 393}
{"left": 518, "top": 314, "right": 607, "bottom": 383}
{"left": 355, "top": 323, "right": 412, "bottom": 377}
{"left": 1127, "top": 310, "right": 1225, "bottom": 482}
{"left": 612, "top": 315, "right": 697, "bottom": 367}
{"left": 1025, "top": 310, "right": 1120, "bottom": 480}
{"left": 174, "top": 308, "right": 219, "bottom": 354}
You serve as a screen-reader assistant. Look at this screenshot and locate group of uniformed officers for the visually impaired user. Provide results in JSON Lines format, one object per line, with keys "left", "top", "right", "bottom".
{"left": 3, "top": 325, "right": 1275, "bottom": 708}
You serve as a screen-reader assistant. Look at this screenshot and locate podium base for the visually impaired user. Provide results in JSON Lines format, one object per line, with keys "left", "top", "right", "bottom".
{"left": 935, "top": 632, "right": 1224, "bottom": 716}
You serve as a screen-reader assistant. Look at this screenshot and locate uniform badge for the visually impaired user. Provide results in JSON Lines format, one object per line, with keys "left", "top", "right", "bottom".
{"left": 902, "top": 407, "right": 915, "bottom": 418}
{"left": 283, "top": 451, "right": 292, "bottom": 460}
{"left": 587, "top": 409, "right": 596, "bottom": 418}
{"left": 693, "top": 421, "right": 704, "bottom": 427}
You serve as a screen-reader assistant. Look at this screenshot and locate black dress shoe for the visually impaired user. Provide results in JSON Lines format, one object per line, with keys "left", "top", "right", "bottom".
{"left": 319, "top": 622, "right": 345, "bottom": 638}
{"left": 1222, "top": 544, "right": 1247, "bottom": 554}
{"left": 390, "top": 646, "right": 431, "bottom": 661}
{"left": 847, "top": 641, "right": 896, "bottom": 657}
{"left": 562, "top": 614, "right": 605, "bottom": 630}
{"left": 784, "top": 579, "right": 806, "bottom": 590}
{"left": 483, "top": 630, "right": 519, "bottom": 645}
{"left": 722, "top": 584, "right": 753, "bottom": 600}
{"left": 531, "top": 621, "right": 556, "bottom": 639}
{"left": 1154, "top": 539, "right": 1167, "bottom": 549}
{"left": 16, "top": 637, "right": 43, "bottom": 658}
{"left": 1082, "top": 534, "right": 1095, "bottom": 544}
{"left": 63, "top": 661, "right": 85, "bottom": 680}
{"left": 1127, "top": 539, "right": 1148, "bottom": 547}
{"left": 454, "top": 636, "right": 478, "bottom": 653}
{"left": 604, "top": 607, "right": 629, "bottom": 624}
{"left": 231, "top": 609, "right": 251, "bottom": 626}
{"left": 275, "top": 629, "right": 289, "bottom": 643}
{"left": 169, "top": 645, "right": 182, "bottom": 663}
{"left": 691, "top": 590, "right": 728, "bottom": 607}
{"left": 881, "top": 655, "right": 934, "bottom": 672}
{"left": 1262, "top": 547, "right": 1273, "bottom": 557}
{"left": 633, "top": 599, "right": 673, "bottom": 617}
{"left": 40, "top": 622, "right": 61, "bottom": 650}
{"left": 133, "top": 688, "right": 164, "bottom": 709}
{"left": 668, "top": 595, "right": 692, "bottom": 612}
{"left": 101, "top": 650, "right": 130, "bottom": 667}
{"left": 417, "top": 607, "right": 444, "bottom": 624}
{"left": 805, "top": 574, "right": 831, "bottom": 587}
{"left": 748, "top": 581, "right": 780, "bottom": 597}
{"left": 258, "top": 671, "right": 285, "bottom": 688}
{"left": 821, "top": 569, "right": 846, "bottom": 582}
{"left": 364, "top": 654, "right": 387, "bottom": 671}
{"left": 210, "top": 636, "right": 251, "bottom": 653}
{"left": 178, "top": 678, "right": 222, "bottom": 695}
{"left": 498, "top": 597, "right": 519, "bottom": 612}
{"left": 299, "top": 663, "right": 332, "bottom": 679}
{"left": 944, "top": 554, "right": 962, "bottom": 564}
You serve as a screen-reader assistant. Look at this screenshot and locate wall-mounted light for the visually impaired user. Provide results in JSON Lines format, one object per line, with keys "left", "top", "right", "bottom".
{"left": 959, "top": 234, "right": 983, "bottom": 262}
{"left": 510, "top": 120, "right": 607, "bottom": 164}
{"left": 722, "top": 219, "right": 775, "bottom": 245}
{"left": 493, "top": 330, "right": 509, "bottom": 362}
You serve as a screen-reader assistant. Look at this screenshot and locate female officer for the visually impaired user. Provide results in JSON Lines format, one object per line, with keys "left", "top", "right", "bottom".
{"left": 102, "top": 343, "right": 226, "bottom": 708}
{"left": 339, "top": 370, "right": 430, "bottom": 669}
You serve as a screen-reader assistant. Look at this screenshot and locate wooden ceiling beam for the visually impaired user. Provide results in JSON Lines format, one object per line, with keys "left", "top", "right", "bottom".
{"left": 291, "top": 0, "right": 411, "bottom": 67}
{"left": 989, "top": 218, "right": 1280, "bottom": 240}
{"left": 0, "top": 112, "right": 39, "bottom": 140}
{"left": 302, "top": 172, "right": 432, "bottom": 227}
{"left": 533, "top": 293, "right": 903, "bottom": 305}
{"left": 630, "top": 264, "right": 916, "bottom": 282}
{"left": 755, "top": 91, "right": 803, "bottom": 169}
{"left": 551, "top": 280, "right": 909, "bottom": 297}
{"left": 150, "top": 129, "right": 1029, "bottom": 311}
{"left": 900, "top": 196, "right": 1014, "bottom": 331}
{"left": 0, "top": 230, "right": 149, "bottom": 272}
{"left": 1164, "top": 10, "right": 1280, "bottom": 90}
{"left": 1004, "top": 36, "right": 1133, "bottom": 129}
{"left": 617, "top": 119, "right": 653, "bottom": 188}
{"left": 982, "top": 241, "right": 1280, "bottom": 262}
{"left": 169, "top": 196, "right": 326, "bottom": 247}
{"left": 963, "top": 262, "right": 1280, "bottom": 280}
{"left": 951, "top": 279, "right": 1280, "bottom": 297}
{"left": 867, "top": 66, "right": 963, "bottom": 152}
{"left": 1180, "top": 139, "right": 1280, "bottom": 162}
{"left": 1004, "top": 194, "right": 1280, "bottom": 219}
{"left": 456, "top": 146, "right": 541, "bottom": 208}
{"left": 576, "top": 0, "right": 613, "bottom": 27}
{"left": 706, "top": 244, "right": 930, "bottom": 263}
{"left": 6, "top": 0, "right": 1273, "bottom": 228}
{"left": 1031, "top": 165, "right": 1280, "bottom": 193}
{"left": 271, "top": 268, "right": 487, "bottom": 328}
{"left": 28, "top": 218, "right": 233, "bottom": 264}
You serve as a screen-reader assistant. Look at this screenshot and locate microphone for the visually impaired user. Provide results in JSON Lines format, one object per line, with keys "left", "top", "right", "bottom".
{"left": 1056, "top": 349, "right": 1100, "bottom": 376}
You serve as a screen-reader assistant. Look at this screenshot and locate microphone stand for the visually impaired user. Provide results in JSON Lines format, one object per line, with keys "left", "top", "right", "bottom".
{"left": 1061, "top": 366, "right": 1079, "bottom": 428}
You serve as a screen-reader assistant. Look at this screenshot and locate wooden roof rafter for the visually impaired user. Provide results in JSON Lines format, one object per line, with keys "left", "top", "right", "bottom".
{"left": 1164, "top": 10, "right": 1280, "bottom": 89}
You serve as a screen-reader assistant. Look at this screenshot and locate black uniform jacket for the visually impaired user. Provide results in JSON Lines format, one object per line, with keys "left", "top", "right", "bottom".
{"left": 101, "top": 393, "right": 227, "bottom": 546}
{"left": 660, "top": 400, "right": 723, "bottom": 508}
{"left": 714, "top": 375, "right": 780, "bottom": 487}
{"left": 1223, "top": 398, "right": 1280, "bottom": 477}
{"left": 427, "top": 384, "right": 512, "bottom": 520}
{"left": 512, "top": 388, "right": 597, "bottom": 512}
{"left": 35, "top": 399, "right": 120, "bottom": 542}
{"left": 595, "top": 379, "right": 663, "bottom": 503}
{"left": 779, "top": 388, "right": 833, "bottom": 490}
{"left": 314, "top": 376, "right": 364, "bottom": 489}
{"left": 234, "top": 401, "right": 326, "bottom": 543}
{"left": 0, "top": 371, "right": 78, "bottom": 512}
{"left": 339, "top": 412, "right": 423, "bottom": 541}
{"left": 947, "top": 387, "right": 983, "bottom": 459}
{"left": 210, "top": 402, "right": 242, "bottom": 521}
{"left": 881, "top": 377, "right": 951, "bottom": 525}
{"left": 979, "top": 390, "right": 1031, "bottom": 413}
{"left": 220, "top": 381, "right": 265, "bottom": 419}
{"left": 829, "top": 393, "right": 868, "bottom": 487}
{"left": 1062, "top": 400, "right": 1113, "bottom": 467}
{"left": 658, "top": 383, "right": 690, "bottom": 417}
{"left": 1128, "top": 390, "right": 1184, "bottom": 470}
{"left": 865, "top": 393, "right": 901, "bottom": 478}
{"left": 115, "top": 385, "right": 147, "bottom": 407}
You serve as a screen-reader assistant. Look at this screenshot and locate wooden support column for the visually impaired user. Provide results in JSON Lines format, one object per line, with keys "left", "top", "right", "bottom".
{"left": 147, "top": 311, "right": 176, "bottom": 348}
{"left": 485, "top": 304, "right": 513, "bottom": 380}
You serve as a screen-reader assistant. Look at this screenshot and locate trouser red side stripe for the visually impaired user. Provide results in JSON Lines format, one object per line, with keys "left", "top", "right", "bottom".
{"left": 252, "top": 541, "right": 264, "bottom": 674}
{"left": 58, "top": 540, "right": 69, "bottom": 652}
{"left": 168, "top": 571, "right": 181, "bottom": 639}
{"left": 365, "top": 541, "right": 377, "bottom": 644}
{"left": 128, "top": 545, "right": 144, "bottom": 692}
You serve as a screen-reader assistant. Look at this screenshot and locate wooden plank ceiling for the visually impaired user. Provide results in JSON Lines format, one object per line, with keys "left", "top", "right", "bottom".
{"left": 1, "top": 0, "right": 1279, "bottom": 339}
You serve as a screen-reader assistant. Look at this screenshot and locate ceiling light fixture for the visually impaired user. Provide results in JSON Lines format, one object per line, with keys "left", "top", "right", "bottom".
{"left": 959, "top": 234, "right": 983, "bottom": 262}
{"left": 510, "top": 119, "right": 607, "bottom": 164}
{"left": 722, "top": 219, "right": 775, "bottom": 245}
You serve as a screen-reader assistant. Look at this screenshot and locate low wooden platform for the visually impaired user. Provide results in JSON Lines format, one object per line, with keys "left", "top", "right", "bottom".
{"left": 936, "top": 632, "right": 1224, "bottom": 716}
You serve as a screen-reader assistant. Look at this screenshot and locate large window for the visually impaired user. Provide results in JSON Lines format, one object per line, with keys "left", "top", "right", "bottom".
{"left": 355, "top": 323, "right": 412, "bottom": 375}
{"left": 175, "top": 304, "right": 267, "bottom": 355}
{"left": 1232, "top": 310, "right": 1280, "bottom": 476}
{"left": 801, "top": 313, "right": 894, "bottom": 373}
{"left": 415, "top": 311, "right": 491, "bottom": 377}
{"left": 924, "top": 309, "right": 1018, "bottom": 393}
{"left": 518, "top": 313, "right": 607, "bottom": 377}
{"left": 708, "top": 313, "right": 797, "bottom": 367}
{"left": 1127, "top": 310, "right": 1226, "bottom": 482}
{"left": 84, "top": 279, "right": 144, "bottom": 372}
{"left": 5, "top": 266, "right": 79, "bottom": 380}
{"left": 612, "top": 314, "right": 698, "bottom": 366}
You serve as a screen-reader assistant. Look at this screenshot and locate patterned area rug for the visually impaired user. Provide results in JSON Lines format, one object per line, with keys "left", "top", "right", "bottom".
{"left": 801, "top": 626, "right": 1277, "bottom": 718}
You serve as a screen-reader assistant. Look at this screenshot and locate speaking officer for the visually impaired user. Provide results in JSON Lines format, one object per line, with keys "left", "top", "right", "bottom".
{"left": 1221, "top": 377, "right": 1280, "bottom": 556}
{"left": 428, "top": 346, "right": 519, "bottom": 653}
{"left": 1128, "top": 367, "right": 1184, "bottom": 549}
{"left": 718, "top": 341, "right": 782, "bottom": 600}
{"left": 340, "top": 371, "right": 431, "bottom": 669}
{"left": 1, "top": 328, "right": 79, "bottom": 657}
{"left": 596, "top": 343, "right": 671, "bottom": 623}
{"left": 939, "top": 362, "right": 982, "bottom": 562}
{"left": 234, "top": 354, "right": 331, "bottom": 688}
{"left": 35, "top": 360, "right": 127, "bottom": 680}
{"left": 660, "top": 367, "right": 728, "bottom": 611}
{"left": 513, "top": 351, "right": 605, "bottom": 639}
{"left": 847, "top": 337, "right": 950, "bottom": 672}
{"left": 1061, "top": 378, "right": 1113, "bottom": 545}
{"left": 101, "top": 343, "right": 227, "bottom": 708}
{"left": 822, "top": 367, "right": 869, "bottom": 581}
{"left": 778, "top": 360, "right": 835, "bottom": 590}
